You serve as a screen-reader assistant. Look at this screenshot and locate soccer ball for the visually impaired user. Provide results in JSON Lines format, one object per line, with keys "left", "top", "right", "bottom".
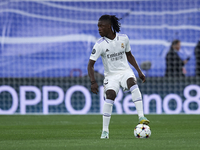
{"left": 134, "top": 124, "right": 151, "bottom": 138}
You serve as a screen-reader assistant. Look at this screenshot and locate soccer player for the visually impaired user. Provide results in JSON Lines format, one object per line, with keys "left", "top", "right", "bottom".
{"left": 87, "top": 15, "right": 150, "bottom": 139}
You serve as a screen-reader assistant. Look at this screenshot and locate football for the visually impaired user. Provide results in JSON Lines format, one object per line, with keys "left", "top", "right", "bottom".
{"left": 134, "top": 124, "right": 151, "bottom": 138}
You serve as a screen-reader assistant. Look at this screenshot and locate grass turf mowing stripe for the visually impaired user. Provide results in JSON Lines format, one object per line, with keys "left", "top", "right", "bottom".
{"left": 0, "top": 115, "right": 199, "bottom": 150}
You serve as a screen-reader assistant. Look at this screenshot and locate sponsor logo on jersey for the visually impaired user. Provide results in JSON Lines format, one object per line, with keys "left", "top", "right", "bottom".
{"left": 92, "top": 49, "right": 96, "bottom": 54}
{"left": 107, "top": 51, "right": 124, "bottom": 58}
{"left": 121, "top": 43, "right": 124, "bottom": 48}
{"left": 107, "top": 51, "right": 125, "bottom": 61}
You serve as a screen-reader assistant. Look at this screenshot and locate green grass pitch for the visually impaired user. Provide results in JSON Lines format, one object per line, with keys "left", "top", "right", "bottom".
{"left": 0, "top": 115, "right": 199, "bottom": 150}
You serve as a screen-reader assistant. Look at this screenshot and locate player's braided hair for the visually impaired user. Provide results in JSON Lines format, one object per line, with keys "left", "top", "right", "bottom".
{"left": 99, "top": 15, "right": 121, "bottom": 34}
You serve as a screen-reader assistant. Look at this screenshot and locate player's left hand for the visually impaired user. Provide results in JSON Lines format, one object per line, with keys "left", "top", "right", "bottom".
{"left": 138, "top": 72, "right": 146, "bottom": 83}
{"left": 91, "top": 82, "right": 99, "bottom": 94}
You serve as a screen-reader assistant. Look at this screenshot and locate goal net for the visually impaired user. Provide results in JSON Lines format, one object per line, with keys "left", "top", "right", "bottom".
{"left": 0, "top": 0, "right": 200, "bottom": 114}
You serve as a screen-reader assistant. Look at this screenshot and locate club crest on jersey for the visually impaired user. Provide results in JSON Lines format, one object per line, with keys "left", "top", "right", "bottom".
{"left": 92, "top": 49, "right": 96, "bottom": 54}
{"left": 121, "top": 43, "right": 124, "bottom": 48}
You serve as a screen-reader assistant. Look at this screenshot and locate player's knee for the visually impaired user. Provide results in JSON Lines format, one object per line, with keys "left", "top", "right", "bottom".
{"left": 106, "top": 90, "right": 116, "bottom": 100}
{"left": 130, "top": 85, "right": 142, "bottom": 102}
{"left": 127, "top": 78, "right": 137, "bottom": 89}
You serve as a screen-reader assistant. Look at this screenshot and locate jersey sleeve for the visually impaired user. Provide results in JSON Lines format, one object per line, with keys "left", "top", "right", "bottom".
{"left": 89, "top": 43, "right": 102, "bottom": 61}
{"left": 125, "top": 36, "right": 131, "bottom": 52}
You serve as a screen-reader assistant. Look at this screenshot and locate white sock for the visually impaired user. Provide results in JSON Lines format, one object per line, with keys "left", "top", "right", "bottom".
{"left": 130, "top": 85, "right": 144, "bottom": 119}
{"left": 102, "top": 99, "right": 114, "bottom": 132}
{"left": 134, "top": 100, "right": 144, "bottom": 119}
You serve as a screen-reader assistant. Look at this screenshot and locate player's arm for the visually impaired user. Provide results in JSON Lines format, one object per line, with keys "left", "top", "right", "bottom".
{"left": 126, "top": 51, "right": 146, "bottom": 83}
{"left": 87, "top": 59, "right": 98, "bottom": 94}
{"left": 87, "top": 44, "right": 102, "bottom": 94}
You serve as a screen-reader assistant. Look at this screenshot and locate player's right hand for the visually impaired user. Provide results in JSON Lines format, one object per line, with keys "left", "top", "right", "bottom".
{"left": 138, "top": 72, "right": 146, "bottom": 83}
{"left": 91, "top": 82, "right": 99, "bottom": 94}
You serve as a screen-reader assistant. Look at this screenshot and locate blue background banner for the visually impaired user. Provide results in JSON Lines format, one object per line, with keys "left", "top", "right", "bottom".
{"left": 0, "top": 0, "right": 199, "bottom": 77}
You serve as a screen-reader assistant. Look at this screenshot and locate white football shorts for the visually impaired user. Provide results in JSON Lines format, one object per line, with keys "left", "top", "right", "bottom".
{"left": 103, "top": 69, "right": 136, "bottom": 96}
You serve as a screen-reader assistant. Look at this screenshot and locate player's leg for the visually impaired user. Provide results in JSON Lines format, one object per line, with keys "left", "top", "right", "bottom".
{"left": 127, "top": 78, "right": 143, "bottom": 118}
{"left": 127, "top": 77, "right": 150, "bottom": 125}
{"left": 101, "top": 89, "right": 116, "bottom": 139}
{"left": 101, "top": 77, "right": 119, "bottom": 139}
{"left": 102, "top": 90, "right": 116, "bottom": 132}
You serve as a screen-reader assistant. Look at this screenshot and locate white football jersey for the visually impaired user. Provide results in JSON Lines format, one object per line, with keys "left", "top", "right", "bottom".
{"left": 90, "top": 33, "right": 132, "bottom": 77}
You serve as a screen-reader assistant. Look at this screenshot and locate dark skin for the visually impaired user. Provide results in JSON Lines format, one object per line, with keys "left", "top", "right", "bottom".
{"left": 87, "top": 20, "right": 145, "bottom": 100}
